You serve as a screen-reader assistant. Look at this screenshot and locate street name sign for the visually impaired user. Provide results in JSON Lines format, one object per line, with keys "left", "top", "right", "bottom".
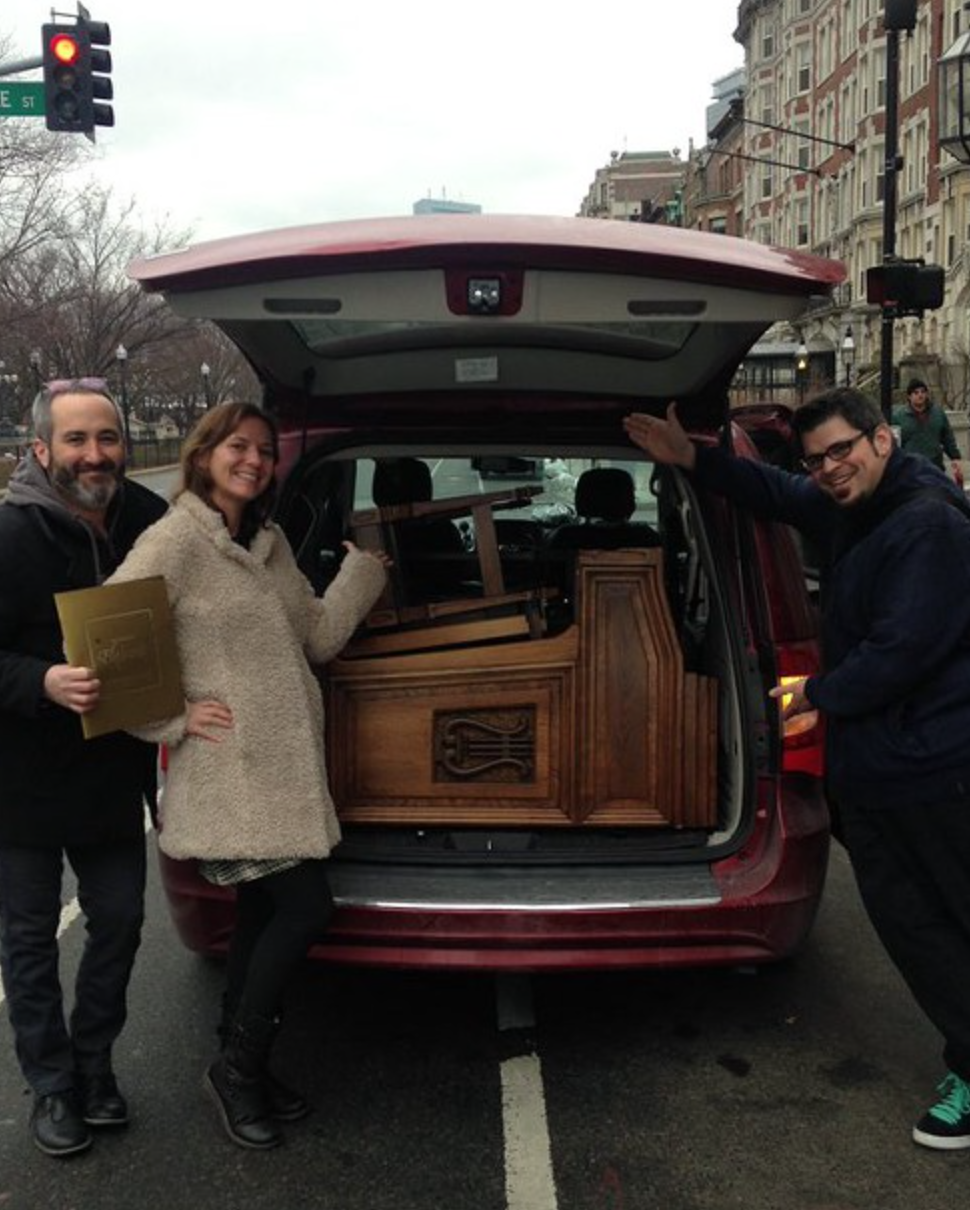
{"left": 0, "top": 82, "right": 45, "bottom": 116}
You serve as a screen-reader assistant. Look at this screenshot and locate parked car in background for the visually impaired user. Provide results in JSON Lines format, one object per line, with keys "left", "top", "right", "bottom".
{"left": 130, "top": 214, "right": 843, "bottom": 972}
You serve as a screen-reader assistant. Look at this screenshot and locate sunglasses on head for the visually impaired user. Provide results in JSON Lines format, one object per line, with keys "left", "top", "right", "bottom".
{"left": 45, "top": 377, "right": 109, "bottom": 394}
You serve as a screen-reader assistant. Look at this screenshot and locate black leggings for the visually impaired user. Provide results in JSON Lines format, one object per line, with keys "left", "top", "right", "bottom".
{"left": 224, "top": 859, "right": 335, "bottom": 1024}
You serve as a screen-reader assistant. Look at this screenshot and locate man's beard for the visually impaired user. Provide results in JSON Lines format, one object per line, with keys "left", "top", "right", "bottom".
{"left": 51, "top": 458, "right": 123, "bottom": 511}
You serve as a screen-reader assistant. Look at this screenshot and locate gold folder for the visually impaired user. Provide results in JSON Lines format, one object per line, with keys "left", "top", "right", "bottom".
{"left": 54, "top": 576, "right": 184, "bottom": 739}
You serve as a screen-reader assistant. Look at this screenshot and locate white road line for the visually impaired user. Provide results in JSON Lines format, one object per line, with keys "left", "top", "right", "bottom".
{"left": 496, "top": 975, "right": 558, "bottom": 1210}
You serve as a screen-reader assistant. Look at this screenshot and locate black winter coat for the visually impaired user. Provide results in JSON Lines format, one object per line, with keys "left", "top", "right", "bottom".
{"left": 0, "top": 473, "right": 167, "bottom": 846}
{"left": 694, "top": 443, "right": 970, "bottom": 809}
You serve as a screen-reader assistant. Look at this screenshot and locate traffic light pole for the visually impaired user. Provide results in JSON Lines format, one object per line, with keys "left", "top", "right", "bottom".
{"left": 0, "top": 56, "right": 42, "bottom": 79}
{"left": 880, "top": 19, "right": 902, "bottom": 422}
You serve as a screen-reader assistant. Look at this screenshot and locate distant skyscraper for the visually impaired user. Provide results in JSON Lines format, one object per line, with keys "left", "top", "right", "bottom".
{"left": 413, "top": 196, "right": 482, "bottom": 215}
{"left": 705, "top": 67, "right": 745, "bottom": 140}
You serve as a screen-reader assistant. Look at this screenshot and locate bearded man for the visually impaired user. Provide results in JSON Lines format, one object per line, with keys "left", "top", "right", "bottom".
{"left": 0, "top": 380, "right": 166, "bottom": 1157}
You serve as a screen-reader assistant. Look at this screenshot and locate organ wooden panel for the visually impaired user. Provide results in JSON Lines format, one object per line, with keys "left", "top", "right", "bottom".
{"left": 325, "top": 549, "right": 718, "bottom": 829}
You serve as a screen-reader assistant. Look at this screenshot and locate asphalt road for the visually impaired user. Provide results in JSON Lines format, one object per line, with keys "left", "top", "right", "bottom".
{"left": 0, "top": 838, "right": 965, "bottom": 1210}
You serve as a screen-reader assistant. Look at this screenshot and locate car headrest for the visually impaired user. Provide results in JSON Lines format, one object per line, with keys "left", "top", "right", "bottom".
{"left": 372, "top": 458, "right": 433, "bottom": 506}
{"left": 574, "top": 468, "right": 636, "bottom": 522}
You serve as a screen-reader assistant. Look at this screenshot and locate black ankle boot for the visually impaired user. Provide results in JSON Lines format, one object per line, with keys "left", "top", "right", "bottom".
{"left": 203, "top": 1018, "right": 281, "bottom": 1150}
{"left": 217, "top": 1000, "right": 310, "bottom": 1123}
{"left": 262, "top": 1069, "right": 311, "bottom": 1122}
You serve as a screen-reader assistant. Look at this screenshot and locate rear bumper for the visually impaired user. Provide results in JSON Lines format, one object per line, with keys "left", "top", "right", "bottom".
{"left": 158, "top": 775, "right": 829, "bottom": 972}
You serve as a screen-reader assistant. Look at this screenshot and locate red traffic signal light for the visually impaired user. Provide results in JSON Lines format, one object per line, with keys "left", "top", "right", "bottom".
{"left": 49, "top": 32, "right": 81, "bottom": 66}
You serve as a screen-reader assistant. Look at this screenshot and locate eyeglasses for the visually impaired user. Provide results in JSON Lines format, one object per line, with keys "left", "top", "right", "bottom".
{"left": 45, "top": 377, "right": 108, "bottom": 395}
{"left": 800, "top": 428, "right": 875, "bottom": 474}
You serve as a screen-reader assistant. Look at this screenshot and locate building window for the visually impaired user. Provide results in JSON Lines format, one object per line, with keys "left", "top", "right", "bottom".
{"left": 796, "top": 198, "right": 810, "bottom": 246}
{"left": 875, "top": 47, "right": 886, "bottom": 109}
{"left": 840, "top": 80, "right": 855, "bottom": 142}
{"left": 792, "top": 121, "right": 811, "bottom": 170}
{"left": 841, "top": 0, "right": 857, "bottom": 57}
{"left": 797, "top": 43, "right": 812, "bottom": 93}
{"left": 762, "top": 167, "right": 773, "bottom": 198}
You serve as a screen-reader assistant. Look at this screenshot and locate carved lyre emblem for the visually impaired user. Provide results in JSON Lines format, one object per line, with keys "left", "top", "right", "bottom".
{"left": 434, "top": 707, "right": 536, "bottom": 783}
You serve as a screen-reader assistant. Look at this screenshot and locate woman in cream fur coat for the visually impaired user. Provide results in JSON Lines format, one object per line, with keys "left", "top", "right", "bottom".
{"left": 109, "top": 401, "right": 388, "bottom": 1152}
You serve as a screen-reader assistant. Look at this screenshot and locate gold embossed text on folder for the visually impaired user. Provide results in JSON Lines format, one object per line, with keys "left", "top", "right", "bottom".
{"left": 54, "top": 576, "right": 184, "bottom": 739}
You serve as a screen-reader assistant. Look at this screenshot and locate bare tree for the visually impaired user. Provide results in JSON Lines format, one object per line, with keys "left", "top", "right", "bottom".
{"left": 1, "top": 32, "right": 256, "bottom": 427}
{"left": 22, "top": 188, "right": 196, "bottom": 376}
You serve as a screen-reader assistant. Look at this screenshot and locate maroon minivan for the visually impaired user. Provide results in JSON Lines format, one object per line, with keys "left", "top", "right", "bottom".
{"left": 130, "top": 214, "right": 842, "bottom": 972}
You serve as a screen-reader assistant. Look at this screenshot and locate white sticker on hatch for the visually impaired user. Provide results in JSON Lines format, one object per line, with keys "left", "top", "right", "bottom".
{"left": 455, "top": 356, "right": 498, "bottom": 383}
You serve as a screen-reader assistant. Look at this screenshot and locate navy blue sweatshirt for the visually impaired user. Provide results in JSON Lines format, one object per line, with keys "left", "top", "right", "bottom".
{"left": 693, "top": 443, "right": 970, "bottom": 809}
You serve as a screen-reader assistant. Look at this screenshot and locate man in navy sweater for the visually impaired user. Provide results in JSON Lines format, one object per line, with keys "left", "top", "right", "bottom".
{"left": 625, "top": 387, "right": 970, "bottom": 1151}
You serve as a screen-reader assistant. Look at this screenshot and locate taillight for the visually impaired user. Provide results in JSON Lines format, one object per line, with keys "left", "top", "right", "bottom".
{"left": 776, "top": 642, "right": 825, "bottom": 776}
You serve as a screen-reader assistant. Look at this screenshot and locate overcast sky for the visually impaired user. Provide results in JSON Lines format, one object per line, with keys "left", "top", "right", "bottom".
{"left": 4, "top": 1, "right": 742, "bottom": 245}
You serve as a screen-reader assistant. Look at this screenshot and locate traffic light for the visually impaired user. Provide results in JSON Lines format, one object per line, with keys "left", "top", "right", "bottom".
{"left": 866, "top": 260, "right": 945, "bottom": 318}
{"left": 41, "top": 17, "right": 113, "bottom": 138}
{"left": 42, "top": 24, "right": 85, "bottom": 133}
{"left": 79, "top": 14, "right": 114, "bottom": 134}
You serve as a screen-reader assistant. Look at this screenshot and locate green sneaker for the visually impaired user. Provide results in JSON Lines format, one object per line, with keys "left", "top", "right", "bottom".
{"left": 912, "top": 1072, "right": 970, "bottom": 1150}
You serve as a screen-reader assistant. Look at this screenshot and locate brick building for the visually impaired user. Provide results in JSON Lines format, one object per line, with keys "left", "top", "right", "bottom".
{"left": 719, "top": 0, "right": 970, "bottom": 406}
{"left": 577, "top": 149, "right": 686, "bottom": 223}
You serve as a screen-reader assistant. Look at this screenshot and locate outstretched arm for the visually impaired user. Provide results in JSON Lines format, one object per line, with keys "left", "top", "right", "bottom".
{"left": 623, "top": 402, "right": 697, "bottom": 470}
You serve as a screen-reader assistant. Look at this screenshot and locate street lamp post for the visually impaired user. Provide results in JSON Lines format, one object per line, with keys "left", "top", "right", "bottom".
{"left": 841, "top": 327, "right": 856, "bottom": 387}
{"left": 0, "top": 363, "right": 19, "bottom": 429}
{"left": 939, "top": 9, "right": 970, "bottom": 422}
{"left": 115, "top": 343, "right": 131, "bottom": 454}
{"left": 795, "top": 340, "right": 809, "bottom": 406}
{"left": 200, "top": 362, "right": 212, "bottom": 409}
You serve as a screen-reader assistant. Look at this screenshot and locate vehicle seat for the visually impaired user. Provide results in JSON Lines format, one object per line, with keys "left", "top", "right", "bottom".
{"left": 546, "top": 468, "right": 661, "bottom": 552}
{"left": 371, "top": 458, "right": 467, "bottom": 596}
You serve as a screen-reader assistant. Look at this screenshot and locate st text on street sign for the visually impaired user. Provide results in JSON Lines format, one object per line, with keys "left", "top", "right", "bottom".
{"left": 0, "top": 82, "right": 45, "bottom": 116}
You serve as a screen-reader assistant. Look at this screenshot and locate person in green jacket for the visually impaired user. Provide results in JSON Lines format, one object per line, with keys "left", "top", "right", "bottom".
{"left": 892, "top": 379, "right": 963, "bottom": 483}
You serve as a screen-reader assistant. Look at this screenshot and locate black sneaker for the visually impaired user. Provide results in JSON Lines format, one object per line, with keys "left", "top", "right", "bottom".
{"left": 77, "top": 1072, "right": 129, "bottom": 1127}
{"left": 912, "top": 1072, "right": 970, "bottom": 1150}
{"left": 30, "top": 1092, "right": 92, "bottom": 1157}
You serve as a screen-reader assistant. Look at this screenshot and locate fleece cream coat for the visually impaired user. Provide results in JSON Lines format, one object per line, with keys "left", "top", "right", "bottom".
{"left": 108, "top": 492, "right": 386, "bottom": 862}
